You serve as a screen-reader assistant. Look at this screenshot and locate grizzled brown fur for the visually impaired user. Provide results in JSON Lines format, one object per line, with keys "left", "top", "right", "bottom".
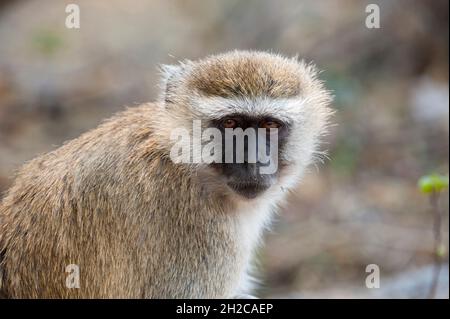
{"left": 0, "top": 50, "right": 332, "bottom": 298}
{"left": 187, "top": 51, "right": 303, "bottom": 98}
{"left": 0, "top": 105, "right": 239, "bottom": 298}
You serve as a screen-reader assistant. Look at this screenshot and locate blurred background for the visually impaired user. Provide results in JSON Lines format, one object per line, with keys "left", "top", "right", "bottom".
{"left": 0, "top": 0, "right": 448, "bottom": 298}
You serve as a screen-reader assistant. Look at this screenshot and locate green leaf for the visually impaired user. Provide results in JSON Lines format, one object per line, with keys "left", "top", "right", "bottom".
{"left": 418, "top": 174, "right": 449, "bottom": 194}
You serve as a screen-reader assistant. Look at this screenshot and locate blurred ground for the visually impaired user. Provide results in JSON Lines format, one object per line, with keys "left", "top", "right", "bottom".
{"left": 0, "top": 0, "right": 448, "bottom": 298}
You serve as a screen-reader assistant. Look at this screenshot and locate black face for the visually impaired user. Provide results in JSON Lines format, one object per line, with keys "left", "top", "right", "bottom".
{"left": 210, "top": 114, "right": 289, "bottom": 199}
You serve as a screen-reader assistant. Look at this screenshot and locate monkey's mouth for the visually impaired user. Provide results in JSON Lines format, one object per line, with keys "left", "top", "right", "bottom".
{"left": 227, "top": 181, "right": 271, "bottom": 199}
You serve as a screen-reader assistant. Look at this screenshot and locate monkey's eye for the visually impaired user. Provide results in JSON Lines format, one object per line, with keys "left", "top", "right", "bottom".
{"left": 222, "top": 118, "right": 238, "bottom": 129}
{"left": 260, "top": 120, "right": 282, "bottom": 130}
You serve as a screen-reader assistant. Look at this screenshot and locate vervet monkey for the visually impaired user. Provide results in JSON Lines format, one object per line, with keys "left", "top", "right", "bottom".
{"left": 0, "top": 51, "right": 332, "bottom": 298}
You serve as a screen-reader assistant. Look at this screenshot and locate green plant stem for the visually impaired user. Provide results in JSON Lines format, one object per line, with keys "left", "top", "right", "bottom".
{"left": 427, "top": 191, "right": 442, "bottom": 299}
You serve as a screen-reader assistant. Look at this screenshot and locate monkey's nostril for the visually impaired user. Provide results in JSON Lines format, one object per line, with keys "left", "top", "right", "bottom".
{"left": 242, "top": 162, "right": 258, "bottom": 175}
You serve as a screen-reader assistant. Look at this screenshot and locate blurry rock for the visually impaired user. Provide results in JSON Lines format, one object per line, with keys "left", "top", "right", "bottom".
{"left": 410, "top": 77, "right": 449, "bottom": 126}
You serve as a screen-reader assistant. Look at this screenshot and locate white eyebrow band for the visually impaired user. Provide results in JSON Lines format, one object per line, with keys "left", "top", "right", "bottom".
{"left": 191, "top": 95, "right": 309, "bottom": 124}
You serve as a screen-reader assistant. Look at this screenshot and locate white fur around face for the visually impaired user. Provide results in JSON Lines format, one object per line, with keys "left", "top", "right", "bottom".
{"left": 186, "top": 95, "right": 327, "bottom": 169}
{"left": 232, "top": 196, "right": 276, "bottom": 296}
{"left": 190, "top": 95, "right": 309, "bottom": 123}
{"left": 231, "top": 168, "right": 302, "bottom": 297}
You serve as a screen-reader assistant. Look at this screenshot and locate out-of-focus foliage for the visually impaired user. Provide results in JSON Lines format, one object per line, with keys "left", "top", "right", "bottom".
{"left": 418, "top": 174, "right": 449, "bottom": 194}
{"left": 32, "top": 29, "right": 64, "bottom": 56}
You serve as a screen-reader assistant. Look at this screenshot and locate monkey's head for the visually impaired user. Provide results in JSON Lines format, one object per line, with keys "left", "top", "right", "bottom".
{"left": 157, "top": 51, "right": 332, "bottom": 200}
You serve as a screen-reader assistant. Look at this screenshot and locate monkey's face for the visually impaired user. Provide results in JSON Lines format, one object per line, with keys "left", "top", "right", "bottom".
{"left": 208, "top": 113, "right": 289, "bottom": 199}
{"left": 185, "top": 92, "right": 330, "bottom": 201}
{"left": 160, "top": 51, "right": 332, "bottom": 200}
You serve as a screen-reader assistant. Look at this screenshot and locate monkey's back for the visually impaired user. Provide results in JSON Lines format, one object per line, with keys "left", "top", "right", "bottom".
{"left": 0, "top": 105, "right": 247, "bottom": 298}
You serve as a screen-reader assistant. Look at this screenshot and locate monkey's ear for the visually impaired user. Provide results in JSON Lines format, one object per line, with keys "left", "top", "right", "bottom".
{"left": 159, "top": 64, "right": 182, "bottom": 104}
{"left": 160, "top": 64, "right": 181, "bottom": 82}
{"left": 159, "top": 62, "right": 192, "bottom": 104}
